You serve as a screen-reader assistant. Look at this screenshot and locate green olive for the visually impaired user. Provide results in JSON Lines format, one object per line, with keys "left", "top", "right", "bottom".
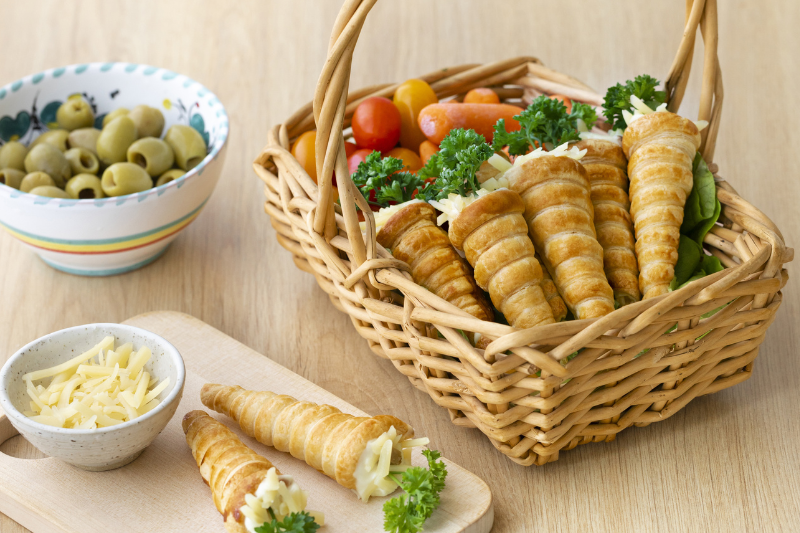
{"left": 102, "top": 108, "right": 129, "bottom": 128}
{"left": 29, "top": 129, "right": 70, "bottom": 152}
{"left": 96, "top": 116, "right": 137, "bottom": 166}
{"left": 20, "top": 172, "right": 55, "bottom": 193}
{"left": 65, "top": 147, "right": 100, "bottom": 175}
{"left": 165, "top": 125, "right": 207, "bottom": 170}
{"left": 29, "top": 185, "right": 70, "bottom": 198}
{"left": 0, "top": 168, "right": 25, "bottom": 189}
{"left": 66, "top": 173, "right": 105, "bottom": 199}
{"left": 56, "top": 98, "right": 95, "bottom": 131}
{"left": 155, "top": 168, "right": 186, "bottom": 187}
{"left": 67, "top": 127, "right": 101, "bottom": 155}
{"left": 0, "top": 141, "right": 27, "bottom": 171}
{"left": 127, "top": 137, "right": 175, "bottom": 177}
{"left": 24, "top": 144, "right": 71, "bottom": 187}
{"left": 101, "top": 162, "right": 152, "bottom": 196}
{"left": 129, "top": 105, "right": 165, "bottom": 139}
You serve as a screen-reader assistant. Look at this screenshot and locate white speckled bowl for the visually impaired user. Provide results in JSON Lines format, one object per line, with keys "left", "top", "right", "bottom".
{"left": 0, "top": 63, "right": 229, "bottom": 276}
{"left": 0, "top": 323, "right": 185, "bottom": 471}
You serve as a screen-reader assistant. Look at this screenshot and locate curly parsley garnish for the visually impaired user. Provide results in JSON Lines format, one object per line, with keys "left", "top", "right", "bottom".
{"left": 383, "top": 449, "right": 448, "bottom": 533}
{"left": 602, "top": 74, "right": 667, "bottom": 131}
{"left": 418, "top": 128, "right": 494, "bottom": 201}
{"left": 492, "top": 95, "right": 598, "bottom": 155}
{"left": 351, "top": 151, "right": 427, "bottom": 209}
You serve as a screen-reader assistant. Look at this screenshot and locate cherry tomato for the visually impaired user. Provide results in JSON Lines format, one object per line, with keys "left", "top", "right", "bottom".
{"left": 549, "top": 94, "right": 573, "bottom": 113}
{"left": 464, "top": 88, "right": 500, "bottom": 104}
{"left": 344, "top": 141, "right": 358, "bottom": 158}
{"left": 419, "top": 140, "right": 439, "bottom": 166}
{"left": 351, "top": 97, "right": 401, "bottom": 153}
{"left": 290, "top": 131, "right": 317, "bottom": 183}
{"left": 347, "top": 148, "right": 374, "bottom": 175}
{"left": 386, "top": 147, "right": 423, "bottom": 172}
{"left": 393, "top": 79, "right": 439, "bottom": 151}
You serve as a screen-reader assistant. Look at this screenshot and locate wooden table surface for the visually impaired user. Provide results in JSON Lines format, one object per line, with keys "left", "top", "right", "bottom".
{"left": 1, "top": 1, "right": 798, "bottom": 531}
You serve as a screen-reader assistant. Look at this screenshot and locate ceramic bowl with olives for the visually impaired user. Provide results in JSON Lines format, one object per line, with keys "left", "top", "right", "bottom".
{"left": 0, "top": 63, "right": 229, "bottom": 276}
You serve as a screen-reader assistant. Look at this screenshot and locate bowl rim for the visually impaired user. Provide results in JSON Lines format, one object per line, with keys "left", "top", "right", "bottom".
{"left": 0, "top": 323, "right": 186, "bottom": 435}
{"left": 0, "top": 61, "right": 229, "bottom": 206}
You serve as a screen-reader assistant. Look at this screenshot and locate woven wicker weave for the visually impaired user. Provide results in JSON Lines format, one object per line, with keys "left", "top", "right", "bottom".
{"left": 253, "top": 0, "right": 791, "bottom": 465}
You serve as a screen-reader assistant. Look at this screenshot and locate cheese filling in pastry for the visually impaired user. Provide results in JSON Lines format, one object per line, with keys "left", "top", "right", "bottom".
{"left": 242, "top": 468, "right": 323, "bottom": 533}
{"left": 354, "top": 426, "right": 430, "bottom": 502}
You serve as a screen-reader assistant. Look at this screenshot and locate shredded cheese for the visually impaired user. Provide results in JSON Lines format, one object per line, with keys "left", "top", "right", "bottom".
{"left": 623, "top": 95, "right": 708, "bottom": 131}
{"left": 353, "top": 426, "right": 430, "bottom": 502}
{"left": 241, "top": 468, "right": 323, "bottom": 533}
{"left": 22, "top": 337, "right": 170, "bottom": 429}
{"left": 579, "top": 130, "right": 624, "bottom": 144}
{"left": 360, "top": 199, "right": 424, "bottom": 233}
{"left": 429, "top": 189, "right": 492, "bottom": 226}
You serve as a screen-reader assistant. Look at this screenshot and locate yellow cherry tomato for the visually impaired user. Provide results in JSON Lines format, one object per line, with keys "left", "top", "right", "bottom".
{"left": 291, "top": 131, "right": 317, "bottom": 183}
{"left": 393, "top": 79, "right": 438, "bottom": 151}
{"left": 386, "top": 147, "right": 423, "bottom": 172}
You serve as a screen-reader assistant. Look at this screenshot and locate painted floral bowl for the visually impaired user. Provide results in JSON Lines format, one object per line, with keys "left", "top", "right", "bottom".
{"left": 0, "top": 63, "right": 229, "bottom": 276}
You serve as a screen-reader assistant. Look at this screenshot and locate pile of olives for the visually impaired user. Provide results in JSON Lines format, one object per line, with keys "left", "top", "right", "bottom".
{"left": 0, "top": 97, "right": 208, "bottom": 199}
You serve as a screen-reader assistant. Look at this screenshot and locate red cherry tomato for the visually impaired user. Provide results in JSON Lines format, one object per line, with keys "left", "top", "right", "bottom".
{"left": 347, "top": 148, "right": 374, "bottom": 175}
{"left": 351, "top": 97, "right": 401, "bottom": 153}
{"left": 344, "top": 141, "right": 358, "bottom": 158}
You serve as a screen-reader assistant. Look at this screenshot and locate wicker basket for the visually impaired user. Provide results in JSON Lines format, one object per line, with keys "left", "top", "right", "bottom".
{"left": 253, "top": 0, "right": 791, "bottom": 465}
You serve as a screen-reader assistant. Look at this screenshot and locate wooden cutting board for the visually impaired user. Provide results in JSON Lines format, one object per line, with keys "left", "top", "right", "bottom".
{"left": 0, "top": 311, "right": 493, "bottom": 533}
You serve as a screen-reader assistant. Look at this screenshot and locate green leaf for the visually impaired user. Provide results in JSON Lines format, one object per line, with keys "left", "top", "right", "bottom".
{"left": 681, "top": 153, "right": 721, "bottom": 244}
{"left": 383, "top": 448, "right": 448, "bottom": 533}
{"left": 602, "top": 74, "right": 666, "bottom": 131}
{"left": 570, "top": 102, "right": 598, "bottom": 131}
{"left": 670, "top": 235, "right": 704, "bottom": 290}
{"left": 491, "top": 95, "right": 580, "bottom": 155}
{"left": 254, "top": 511, "right": 320, "bottom": 533}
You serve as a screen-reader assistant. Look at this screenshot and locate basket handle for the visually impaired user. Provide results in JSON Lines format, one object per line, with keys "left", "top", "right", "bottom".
{"left": 311, "top": 0, "right": 724, "bottom": 265}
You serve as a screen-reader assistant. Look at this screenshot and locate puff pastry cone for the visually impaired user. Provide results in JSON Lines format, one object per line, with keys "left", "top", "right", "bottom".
{"left": 376, "top": 201, "right": 493, "bottom": 323}
{"left": 505, "top": 155, "right": 615, "bottom": 319}
{"left": 623, "top": 112, "right": 702, "bottom": 299}
{"left": 572, "top": 139, "right": 640, "bottom": 306}
{"left": 201, "top": 384, "right": 429, "bottom": 503}
{"left": 535, "top": 251, "right": 568, "bottom": 321}
{"left": 448, "top": 188, "right": 555, "bottom": 329}
{"left": 182, "top": 410, "right": 320, "bottom": 533}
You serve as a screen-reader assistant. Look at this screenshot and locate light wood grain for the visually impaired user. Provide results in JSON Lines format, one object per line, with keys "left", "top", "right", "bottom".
{"left": 0, "top": 312, "right": 492, "bottom": 533}
{"left": 0, "top": 1, "right": 798, "bottom": 531}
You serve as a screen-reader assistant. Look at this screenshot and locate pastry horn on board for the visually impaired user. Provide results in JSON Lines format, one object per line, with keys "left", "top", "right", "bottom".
{"left": 376, "top": 201, "right": 493, "bottom": 322}
{"left": 572, "top": 138, "right": 640, "bottom": 306}
{"left": 200, "top": 384, "right": 429, "bottom": 502}
{"left": 448, "top": 188, "right": 555, "bottom": 329}
{"left": 182, "top": 410, "right": 317, "bottom": 533}
{"left": 506, "top": 155, "right": 615, "bottom": 319}
{"left": 623, "top": 112, "right": 702, "bottom": 299}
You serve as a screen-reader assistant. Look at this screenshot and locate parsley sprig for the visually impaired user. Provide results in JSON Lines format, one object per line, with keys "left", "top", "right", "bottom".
{"left": 602, "top": 74, "right": 667, "bottom": 131}
{"left": 492, "top": 95, "right": 598, "bottom": 155}
{"left": 352, "top": 151, "right": 427, "bottom": 209}
{"left": 254, "top": 511, "right": 320, "bottom": 533}
{"left": 383, "top": 449, "right": 448, "bottom": 533}
{"left": 417, "top": 128, "right": 494, "bottom": 201}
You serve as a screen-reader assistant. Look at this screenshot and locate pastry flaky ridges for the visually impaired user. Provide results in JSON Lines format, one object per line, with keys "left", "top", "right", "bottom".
{"left": 449, "top": 188, "right": 555, "bottom": 329}
{"left": 377, "top": 201, "right": 493, "bottom": 322}
{"left": 623, "top": 112, "right": 702, "bottom": 299}
{"left": 183, "top": 410, "right": 279, "bottom": 533}
{"left": 200, "top": 384, "right": 412, "bottom": 491}
{"left": 573, "top": 139, "right": 640, "bottom": 306}
{"left": 535, "top": 251, "right": 568, "bottom": 321}
{"left": 506, "top": 156, "right": 615, "bottom": 320}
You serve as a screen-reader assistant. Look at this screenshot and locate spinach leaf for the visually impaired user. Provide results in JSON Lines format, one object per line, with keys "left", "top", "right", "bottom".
{"left": 681, "top": 153, "right": 721, "bottom": 244}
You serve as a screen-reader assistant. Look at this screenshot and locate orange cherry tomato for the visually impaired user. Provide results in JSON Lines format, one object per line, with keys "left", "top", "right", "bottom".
{"left": 393, "top": 79, "right": 439, "bottom": 151}
{"left": 291, "top": 131, "right": 317, "bottom": 183}
{"left": 352, "top": 97, "right": 401, "bottom": 153}
{"left": 419, "top": 140, "right": 439, "bottom": 166}
{"left": 418, "top": 103, "right": 522, "bottom": 144}
{"left": 344, "top": 141, "right": 358, "bottom": 158}
{"left": 464, "top": 88, "right": 500, "bottom": 104}
{"left": 347, "top": 148, "right": 374, "bottom": 175}
{"left": 386, "top": 147, "right": 423, "bottom": 172}
{"left": 549, "top": 94, "right": 573, "bottom": 113}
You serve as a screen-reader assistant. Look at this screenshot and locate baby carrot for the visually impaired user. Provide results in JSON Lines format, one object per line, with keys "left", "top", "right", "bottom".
{"left": 418, "top": 103, "right": 522, "bottom": 144}
{"left": 419, "top": 140, "right": 439, "bottom": 166}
